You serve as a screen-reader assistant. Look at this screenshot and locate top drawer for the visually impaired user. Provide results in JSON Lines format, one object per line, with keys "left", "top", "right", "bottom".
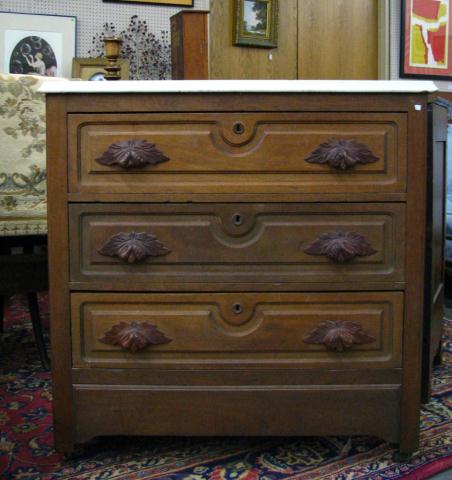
{"left": 68, "top": 112, "right": 407, "bottom": 195}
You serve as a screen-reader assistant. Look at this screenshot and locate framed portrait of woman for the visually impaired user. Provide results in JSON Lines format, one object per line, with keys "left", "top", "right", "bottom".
{"left": 0, "top": 11, "right": 76, "bottom": 78}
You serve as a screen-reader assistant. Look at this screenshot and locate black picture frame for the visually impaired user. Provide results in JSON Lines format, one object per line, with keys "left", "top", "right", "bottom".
{"left": 399, "top": 0, "right": 452, "bottom": 80}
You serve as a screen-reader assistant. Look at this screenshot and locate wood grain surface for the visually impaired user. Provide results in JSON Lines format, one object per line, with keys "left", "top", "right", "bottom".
{"left": 71, "top": 291, "right": 403, "bottom": 369}
{"left": 298, "top": 0, "right": 379, "bottom": 79}
{"left": 69, "top": 202, "right": 405, "bottom": 287}
{"left": 46, "top": 89, "right": 444, "bottom": 456}
{"left": 209, "top": 0, "right": 298, "bottom": 79}
{"left": 68, "top": 111, "right": 407, "bottom": 195}
{"left": 209, "top": 0, "right": 378, "bottom": 80}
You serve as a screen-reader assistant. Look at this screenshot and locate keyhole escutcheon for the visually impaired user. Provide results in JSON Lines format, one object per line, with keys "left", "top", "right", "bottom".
{"left": 233, "top": 122, "right": 245, "bottom": 135}
{"left": 232, "top": 213, "right": 244, "bottom": 226}
{"left": 232, "top": 303, "right": 244, "bottom": 315}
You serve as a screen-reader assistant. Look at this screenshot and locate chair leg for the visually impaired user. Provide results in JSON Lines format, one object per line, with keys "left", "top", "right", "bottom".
{"left": 0, "top": 295, "right": 4, "bottom": 333}
{"left": 433, "top": 337, "right": 443, "bottom": 366}
{"left": 27, "top": 292, "right": 50, "bottom": 370}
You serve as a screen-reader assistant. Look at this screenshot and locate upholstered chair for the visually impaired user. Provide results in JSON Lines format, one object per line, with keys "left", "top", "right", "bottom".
{"left": 0, "top": 73, "right": 66, "bottom": 368}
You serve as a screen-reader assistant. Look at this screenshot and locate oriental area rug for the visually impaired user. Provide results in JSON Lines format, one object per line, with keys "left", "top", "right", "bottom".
{"left": 0, "top": 293, "right": 451, "bottom": 479}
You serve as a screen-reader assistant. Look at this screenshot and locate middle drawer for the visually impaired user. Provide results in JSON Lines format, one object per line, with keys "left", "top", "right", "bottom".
{"left": 69, "top": 203, "right": 405, "bottom": 288}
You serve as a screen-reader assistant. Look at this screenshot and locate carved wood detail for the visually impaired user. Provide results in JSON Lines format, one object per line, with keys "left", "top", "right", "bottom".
{"left": 98, "top": 231, "right": 171, "bottom": 264}
{"left": 99, "top": 321, "right": 172, "bottom": 352}
{"left": 96, "top": 140, "right": 169, "bottom": 169}
{"left": 305, "top": 138, "right": 379, "bottom": 170}
{"left": 303, "top": 320, "right": 376, "bottom": 352}
{"left": 304, "top": 231, "right": 377, "bottom": 263}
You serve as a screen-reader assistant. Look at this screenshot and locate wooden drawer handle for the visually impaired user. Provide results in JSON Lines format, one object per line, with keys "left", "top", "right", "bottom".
{"left": 98, "top": 231, "right": 171, "bottom": 264}
{"left": 100, "top": 321, "right": 172, "bottom": 353}
{"left": 303, "top": 320, "right": 375, "bottom": 352}
{"left": 305, "top": 138, "right": 378, "bottom": 170}
{"left": 96, "top": 140, "right": 169, "bottom": 169}
{"left": 304, "top": 231, "right": 376, "bottom": 263}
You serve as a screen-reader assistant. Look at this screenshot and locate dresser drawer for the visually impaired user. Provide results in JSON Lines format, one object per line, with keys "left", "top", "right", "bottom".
{"left": 68, "top": 112, "right": 406, "bottom": 195}
{"left": 71, "top": 292, "right": 403, "bottom": 369}
{"left": 69, "top": 202, "right": 405, "bottom": 288}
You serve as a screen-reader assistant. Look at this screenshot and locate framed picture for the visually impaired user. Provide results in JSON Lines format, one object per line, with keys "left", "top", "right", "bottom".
{"left": 0, "top": 11, "right": 76, "bottom": 78}
{"left": 400, "top": 0, "right": 452, "bottom": 79}
{"left": 103, "top": 0, "right": 193, "bottom": 6}
{"left": 72, "top": 57, "right": 129, "bottom": 81}
{"left": 233, "top": 0, "right": 278, "bottom": 48}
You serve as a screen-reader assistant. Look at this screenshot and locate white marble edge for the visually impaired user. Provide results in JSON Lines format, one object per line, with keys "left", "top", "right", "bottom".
{"left": 39, "top": 79, "right": 438, "bottom": 94}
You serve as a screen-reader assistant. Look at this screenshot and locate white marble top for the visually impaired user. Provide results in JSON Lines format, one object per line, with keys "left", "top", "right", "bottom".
{"left": 39, "top": 79, "right": 438, "bottom": 94}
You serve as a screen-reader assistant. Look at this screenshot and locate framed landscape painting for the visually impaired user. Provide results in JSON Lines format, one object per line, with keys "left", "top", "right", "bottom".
{"left": 0, "top": 11, "right": 76, "bottom": 78}
{"left": 234, "top": 0, "right": 278, "bottom": 48}
{"left": 400, "top": 0, "right": 452, "bottom": 79}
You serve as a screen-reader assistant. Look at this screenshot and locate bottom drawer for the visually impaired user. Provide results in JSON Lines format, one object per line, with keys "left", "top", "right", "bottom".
{"left": 71, "top": 292, "right": 403, "bottom": 369}
{"left": 73, "top": 385, "right": 401, "bottom": 444}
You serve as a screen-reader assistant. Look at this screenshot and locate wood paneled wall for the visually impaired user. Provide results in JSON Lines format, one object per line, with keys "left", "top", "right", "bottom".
{"left": 209, "top": 0, "right": 379, "bottom": 80}
{"left": 298, "top": 0, "right": 378, "bottom": 79}
{"left": 209, "top": 0, "right": 298, "bottom": 79}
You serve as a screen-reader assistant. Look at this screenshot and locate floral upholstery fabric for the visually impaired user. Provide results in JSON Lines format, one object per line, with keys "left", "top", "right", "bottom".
{"left": 0, "top": 74, "right": 66, "bottom": 236}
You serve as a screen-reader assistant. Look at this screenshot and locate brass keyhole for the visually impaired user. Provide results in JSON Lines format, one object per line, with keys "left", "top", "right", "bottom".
{"left": 233, "top": 122, "right": 245, "bottom": 135}
{"left": 232, "top": 303, "right": 244, "bottom": 315}
{"left": 232, "top": 213, "right": 244, "bottom": 226}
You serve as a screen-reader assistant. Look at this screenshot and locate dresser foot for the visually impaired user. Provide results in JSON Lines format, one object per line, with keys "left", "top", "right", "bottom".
{"left": 62, "top": 445, "right": 86, "bottom": 460}
{"left": 392, "top": 450, "right": 414, "bottom": 463}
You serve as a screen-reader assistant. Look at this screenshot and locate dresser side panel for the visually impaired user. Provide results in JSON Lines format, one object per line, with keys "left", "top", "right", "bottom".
{"left": 46, "top": 94, "right": 74, "bottom": 452}
{"left": 400, "top": 95, "right": 428, "bottom": 454}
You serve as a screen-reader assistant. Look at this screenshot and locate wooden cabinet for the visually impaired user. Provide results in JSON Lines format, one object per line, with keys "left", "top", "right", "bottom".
{"left": 171, "top": 11, "right": 209, "bottom": 79}
{"left": 43, "top": 80, "right": 444, "bottom": 457}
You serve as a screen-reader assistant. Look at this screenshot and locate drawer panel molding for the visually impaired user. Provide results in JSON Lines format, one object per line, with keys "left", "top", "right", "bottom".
{"left": 71, "top": 291, "right": 403, "bottom": 369}
{"left": 68, "top": 112, "right": 407, "bottom": 195}
{"left": 69, "top": 203, "right": 405, "bottom": 286}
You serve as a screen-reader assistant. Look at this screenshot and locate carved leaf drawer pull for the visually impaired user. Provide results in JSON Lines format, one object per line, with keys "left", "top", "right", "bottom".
{"left": 96, "top": 140, "right": 169, "bottom": 169}
{"left": 100, "top": 321, "right": 172, "bottom": 353}
{"left": 98, "top": 231, "right": 171, "bottom": 264}
{"left": 305, "top": 138, "right": 379, "bottom": 170}
{"left": 303, "top": 320, "right": 376, "bottom": 352}
{"left": 304, "top": 231, "right": 376, "bottom": 264}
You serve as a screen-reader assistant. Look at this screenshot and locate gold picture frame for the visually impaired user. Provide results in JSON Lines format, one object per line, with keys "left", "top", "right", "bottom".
{"left": 72, "top": 57, "right": 129, "bottom": 81}
{"left": 103, "top": 0, "right": 193, "bottom": 5}
{"left": 233, "top": 0, "right": 278, "bottom": 48}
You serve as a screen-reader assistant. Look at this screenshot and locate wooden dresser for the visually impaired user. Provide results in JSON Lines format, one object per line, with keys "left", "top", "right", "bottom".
{"left": 42, "top": 80, "right": 445, "bottom": 457}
